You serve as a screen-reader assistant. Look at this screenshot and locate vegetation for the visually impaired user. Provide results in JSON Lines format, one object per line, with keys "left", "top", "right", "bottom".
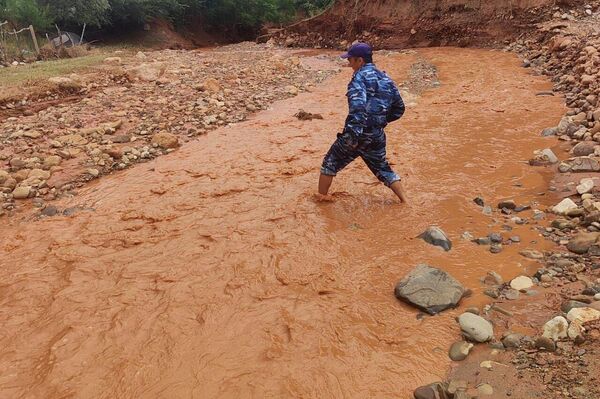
{"left": 0, "top": 0, "right": 332, "bottom": 35}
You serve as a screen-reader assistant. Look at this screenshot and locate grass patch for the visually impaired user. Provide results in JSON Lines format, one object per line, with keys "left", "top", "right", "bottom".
{"left": 0, "top": 52, "right": 107, "bottom": 88}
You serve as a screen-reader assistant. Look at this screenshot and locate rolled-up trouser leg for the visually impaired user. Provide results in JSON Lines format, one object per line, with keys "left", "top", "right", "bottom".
{"left": 321, "top": 134, "right": 360, "bottom": 176}
{"left": 360, "top": 132, "right": 401, "bottom": 187}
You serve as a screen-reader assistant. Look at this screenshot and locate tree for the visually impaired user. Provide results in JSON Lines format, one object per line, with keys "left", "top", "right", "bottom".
{"left": 41, "top": 0, "right": 110, "bottom": 28}
{"left": 1, "top": 0, "right": 52, "bottom": 29}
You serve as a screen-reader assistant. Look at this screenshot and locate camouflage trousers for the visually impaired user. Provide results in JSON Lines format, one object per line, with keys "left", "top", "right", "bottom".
{"left": 320, "top": 129, "right": 400, "bottom": 187}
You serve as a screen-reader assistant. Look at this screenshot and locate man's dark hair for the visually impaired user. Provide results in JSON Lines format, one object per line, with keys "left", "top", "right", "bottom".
{"left": 363, "top": 55, "right": 373, "bottom": 63}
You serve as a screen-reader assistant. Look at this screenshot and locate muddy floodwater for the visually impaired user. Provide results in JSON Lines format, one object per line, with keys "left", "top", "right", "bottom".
{"left": 0, "top": 48, "right": 564, "bottom": 398}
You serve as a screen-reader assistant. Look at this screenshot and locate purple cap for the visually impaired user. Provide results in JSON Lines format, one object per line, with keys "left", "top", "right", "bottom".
{"left": 340, "top": 42, "right": 373, "bottom": 59}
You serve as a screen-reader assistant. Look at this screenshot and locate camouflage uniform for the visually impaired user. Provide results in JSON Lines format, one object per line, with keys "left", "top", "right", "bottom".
{"left": 321, "top": 63, "right": 405, "bottom": 186}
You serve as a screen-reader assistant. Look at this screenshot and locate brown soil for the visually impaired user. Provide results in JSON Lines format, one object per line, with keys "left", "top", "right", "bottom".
{"left": 276, "top": 0, "right": 586, "bottom": 49}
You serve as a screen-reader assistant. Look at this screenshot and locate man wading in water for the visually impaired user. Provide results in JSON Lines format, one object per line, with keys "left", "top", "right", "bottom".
{"left": 318, "top": 42, "right": 408, "bottom": 203}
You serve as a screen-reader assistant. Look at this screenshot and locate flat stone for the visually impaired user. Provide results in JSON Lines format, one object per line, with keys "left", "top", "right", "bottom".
{"left": 519, "top": 249, "right": 543, "bottom": 259}
{"left": 477, "top": 383, "right": 494, "bottom": 396}
{"left": 542, "top": 316, "right": 569, "bottom": 341}
{"left": 567, "top": 307, "right": 600, "bottom": 324}
{"left": 12, "top": 186, "right": 31, "bottom": 199}
{"left": 570, "top": 156, "right": 600, "bottom": 172}
{"left": 552, "top": 198, "right": 578, "bottom": 215}
{"left": 413, "top": 382, "right": 450, "bottom": 399}
{"left": 567, "top": 232, "right": 600, "bottom": 254}
{"left": 510, "top": 276, "right": 534, "bottom": 290}
{"left": 573, "top": 141, "right": 596, "bottom": 156}
{"left": 449, "top": 341, "right": 473, "bottom": 361}
{"left": 418, "top": 226, "right": 452, "bottom": 251}
{"left": 561, "top": 300, "right": 589, "bottom": 314}
{"left": 502, "top": 333, "right": 524, "bottom": 348}
{"left": 577, "top": 178, "right": 595, "bottom": 194}
{"left": 151, "top": 132, "right": 180, "bottom": 149}
{"left": 535, "top": 336, "right": 556, "bottom": 351}
{"left": 497, "top": 200, "right": 516, "bottom": 209}
{"left": 458, "top": 312, "right": 494, "bottom": 343}
{"left": 395, "top": 264, "right": 466, "bottom": 315}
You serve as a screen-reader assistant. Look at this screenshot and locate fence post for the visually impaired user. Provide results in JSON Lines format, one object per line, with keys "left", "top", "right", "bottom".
{"left": 29, "top": 25, "right": 40, "bottom": 54}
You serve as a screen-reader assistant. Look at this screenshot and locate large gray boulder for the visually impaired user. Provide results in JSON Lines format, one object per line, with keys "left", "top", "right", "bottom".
{"left": 395, "top": 264, "right": 466, "bottom": 315}
{"left": 418, "top": 226, "right": 452, "bottom": 251}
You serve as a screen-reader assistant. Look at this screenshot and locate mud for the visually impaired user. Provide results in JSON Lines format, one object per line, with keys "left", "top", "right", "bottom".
{"left": 0, "top": 48, "right": 564, "bottom": 397}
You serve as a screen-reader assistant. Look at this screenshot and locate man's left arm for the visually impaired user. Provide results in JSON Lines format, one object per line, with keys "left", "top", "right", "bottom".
{"left": 343, "top": 75, "right": 368, "bottom": 138}
{"left": 386, "top": 83, "right": 405, "bottom": 123}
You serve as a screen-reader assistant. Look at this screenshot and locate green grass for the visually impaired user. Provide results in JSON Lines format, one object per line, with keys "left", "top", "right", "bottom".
{"left": 0, "top": 53, "right": 107, "bottom": 87}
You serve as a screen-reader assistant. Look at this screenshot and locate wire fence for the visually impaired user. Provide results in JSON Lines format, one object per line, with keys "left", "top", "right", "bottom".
{"left": 0, "top": 21, "right": 41, "bottom": 63}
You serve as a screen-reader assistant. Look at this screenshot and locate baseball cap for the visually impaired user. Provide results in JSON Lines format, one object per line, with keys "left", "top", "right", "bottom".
{"left": 340, "top": 42, "right": 373, "bottom": 59}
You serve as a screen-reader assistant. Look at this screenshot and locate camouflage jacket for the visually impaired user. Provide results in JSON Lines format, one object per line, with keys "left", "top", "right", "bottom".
{"left": 343, "top": 63, "right": 405, "bottom": 137}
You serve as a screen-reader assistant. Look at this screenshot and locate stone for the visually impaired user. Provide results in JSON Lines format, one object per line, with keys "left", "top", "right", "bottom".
{"left": 534, "top": 336, "right": 556, "bottom": 351}
{"left": 489, "top": 244, "right": 502, "bottom": 254}
{"left": 0, "top": 169, "right": 10, "bottom": 184}
{"left": 449, "top": 341, "right": 473, "bottom": 361}
{"left": 531, "top": 148, "right": 559, "bottom": 165}
{"left": 577, "top": 178, "right": 595, "bottom": 194}
{"left": 57, "top": 134, "right": 87, "bottom": 146}
{"left": 201, "top": 78, "right": 221, "bottom": 93}
{"left": 286, "top": 85, "right": 299, "bottom": 95}
{"left": 103, "top": 57, "right": 122, "bottom": 65}
{"left": 542, "top": 316, "right": 569, "bottom": 341}
{"left": 573, "top": 142, "right": 596, "bottom": 157}
{"left": 567, "top": 307, "right": 600, "bottom": 324}
{"left": 418, "top": 226, "right": 452, "bottom": 251}
{"left": 510, "top": 276, "right": 533, "bottom": 290}
{"left": 570, "top": 157, "right": 600, "bottom": 172}
{"left": 447, "top": 380, "right": 467, "bottom": 395}
{"left": 477, "top": 384, "right": 493, "bottom": 396}
{"left": 502, "top": 333, "right": 524, "bottom": 348}
{"left": 43, "top": 155, "right": 62, "bottom": 168}
{"left": 458, "top": 313, "right": 494, "bottom": 343}
{"left": 541, "top": 127, "right": 557, "bottom": 136}
{"left": 394, "top": 264, "right": 466, "bottom": 315}
{"left": 41, "top": 205, "right": 59, "bottom": 217}
{"left": 497, "top": 200, "right": 516, "bottom": 209}
{"left": 12, "top": 186, "right": 31, "bottom": 199}
{"left": 519, "top": 250, "right": 543, "bottom": 259}
{"left": 136, "top": 51, "right": 147, "bottom": 59}
{"left": 413, "top": 382, "right": 449, "bottom": 399}
{"left": 488, "top": 233, "right": 502, "bottom": 243}
{"left": 567, "top": 232, "right": 600, "bottom": 254}
{"left": 151, "top": 132, "right": 180, "bottom": 149}
{"left": 48, "top": 76, "right": 81, "bottom": 90}
{"left": 483, "top": 271, "right": 503, "bottom": 285}
{"left": 552, "top": 198, "right": 578, "bottom": 215}
{"left": 561, "top": 300, "right": 588, "bottom": 314}
{"left": 127, "top": 63, "right": 165, "bottom": 82}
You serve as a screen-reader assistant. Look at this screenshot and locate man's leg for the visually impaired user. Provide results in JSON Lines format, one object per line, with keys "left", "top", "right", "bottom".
{"left": 361, "top": 133, "right": 407, "bottom": 203}
{"left": 319, "top": 134, "right": 359, "bottom": 196}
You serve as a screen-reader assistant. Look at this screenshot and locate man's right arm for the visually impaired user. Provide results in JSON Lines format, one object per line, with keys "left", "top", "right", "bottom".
{"left": 386, "top": 84, "right": 405, "bottom": 123}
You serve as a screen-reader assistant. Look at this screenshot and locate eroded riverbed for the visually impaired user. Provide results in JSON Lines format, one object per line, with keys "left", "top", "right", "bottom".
{"left": 0, "top": 47, "right": 565, "bottom": 398}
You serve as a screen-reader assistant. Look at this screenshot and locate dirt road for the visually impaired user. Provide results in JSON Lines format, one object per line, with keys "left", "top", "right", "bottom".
{"left": 0, "top": 47, "right": 564, "bottom": 398}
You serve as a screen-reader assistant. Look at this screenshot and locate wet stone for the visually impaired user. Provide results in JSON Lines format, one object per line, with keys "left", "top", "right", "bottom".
{"left": 413, "top": 382, "right": 449, "bottom": 399}
{"left": 394, "top": 264, "right": 466, "bottom": 315}
{"left": 458, "top": 312, "right": 494, "bottom": 343}
{"left": 449, "top": 341, "right": 473, "bottom": 361}
{"left": 418, "top": 226, "right": 452, "bottom": 251}
{"left": 40, "top": 205, "right": 59, "bottom": 217}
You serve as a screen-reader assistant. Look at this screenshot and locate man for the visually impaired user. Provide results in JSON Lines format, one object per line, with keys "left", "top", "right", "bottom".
{"left": 318, "top": 42, "right": 407, "bottom": 203}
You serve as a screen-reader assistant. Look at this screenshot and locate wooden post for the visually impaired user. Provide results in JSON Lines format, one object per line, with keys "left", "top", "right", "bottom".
{"left": 79, "top": 23, "right": 87, "bottom": 45}
{"left": 29, "top": 25, "right": 40, "bottom": 54}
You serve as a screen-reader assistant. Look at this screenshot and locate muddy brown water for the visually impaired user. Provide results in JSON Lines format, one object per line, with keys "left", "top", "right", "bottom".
{"left": 0, "top": 48, "right": 564, "bottom": 398}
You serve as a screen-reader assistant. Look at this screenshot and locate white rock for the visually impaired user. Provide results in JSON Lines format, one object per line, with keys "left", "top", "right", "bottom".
{"left": 542, "top": 316, "right": 569, "bottom": 341}
{"left": 567, "top": 307, "right": 600, "bottom": 324}
{"left": 458, "top": 313, "right": 494, "bottom": 342}
{"left": 510, "top": 276, "right": 534, "bottom": 290}
{"left": 567, "top": 320, "right": 584, "bottom": 340}
{"left": 577, "top": 178, "right": 595, "bottom": 195}
{"left": 541, "top": 148, "right": 558, "bottom": 163}
{"left": 552, "top": 198, "right": 578, "bottom": 215}
{"left": 595, "top": 293, "right": 600, "bottom": 301}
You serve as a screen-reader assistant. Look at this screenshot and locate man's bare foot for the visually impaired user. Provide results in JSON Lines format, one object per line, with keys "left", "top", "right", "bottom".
{"left": 314, "top": 193, "right": 335, "bottom": 202}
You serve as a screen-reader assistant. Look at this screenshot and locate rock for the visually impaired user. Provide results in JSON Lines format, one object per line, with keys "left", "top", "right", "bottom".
{"left": 541, "top": 127, "right": 558, "bottom": 136}
{"left": 474, "top": 237, "right": 491, "bottom": 245}
{"left": 413, "top": 382, "right": 449, "bottom": 399}
{"left": 497, "top": 200, "right": 516, "bottom": 209}
{"left": 48, "top": 76, "right": 81, "bottom": 91}
{"left": 136, "top": 51, "right": 147, "bottom": 59}
{"left": 530, "top": 148, "right": 559, "bottom": 165}
{"left": 151, "top": 132, "right": 180, "bottom": 149}
{"left": 458, "top": 313, "right": 494, "bottom": 343}
{"left": 595, "top": 293, "right": 600, "bottom": 301}
{"left": 103, "top": 57, "right": 122, "bottom": 65}
{"left": 473, "top": 196, "right": 484, "bottom": 206}
{"left": 510, "top": 276, "right": 533, "bottom": 290}
{"left": 573, "top": 142, "right": 596, "bottom": 156}
{"left": 201, "top": 78, "right": 221, "bottom": 93}
{"left": 477, "top": 383, "right": 494, "bottom": 396}
{"left": 57, "top": 134, "right": 87, "bottom": 146}
{"left": 570, "top": 157, "right": 600, "bottom": 172}
{"left": 519, "top": 249, "right": 543, "bottom": 259}
{"left": 567, "top": 307, "right": 600, "bottom": 324}
{"left": 127, "top": 63, "right": 165, "bottom": 82}
{"left": 418, "top": 226, "right": 452, "bottom": 251}
{"left": 488, "top": 233, "right": 502, "bottom": 243}
{"left": 43, "top": 155, "right": 62, "bottom": 168}
{"left": 502, "top": 333, "right": 524, "bottom": 348}
{"left": 285, "top": 85, "right": 299, "bottom": 95}
{"left": 489, "top": 244, "right": 502, "bottom": 254}
{"left": 534, "top": 336, "right": 556, "bottom": 351}
{"left": 552, "top": 198, "right": 578, "bottom": 215}
{"left": 542, "top": 316, "right": 569, "bottom": 341}
{"left": 505, "top": 289, "right": 520, "bottom": 300}
{"left": 483, "top": 271, "right": 503, "bottom": 285}
{"left": 576, "top": 178, "right": 595, "bottom": 194}
{"left": 12, "top": 186, "right": 31, "bottom": 199}
{"left": 41, "top": 205, "right": 59, "bottom": 217}
{"left": 447, "top": 380, "right": 467, "bottom": 395}
{"left": 449, "top": 341, "right": 473, "bottom": 361}
{"left": 0, "top": 169, "right": 9, "bottom": 184}
{"left": 567, "top": 231, "right": 600, "bottom": 254}
{"left": 561, "top": 300, "right": 588, "bottom": 314}
{"left": 394, "top": 264, "right": 466, "bottom": 315}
